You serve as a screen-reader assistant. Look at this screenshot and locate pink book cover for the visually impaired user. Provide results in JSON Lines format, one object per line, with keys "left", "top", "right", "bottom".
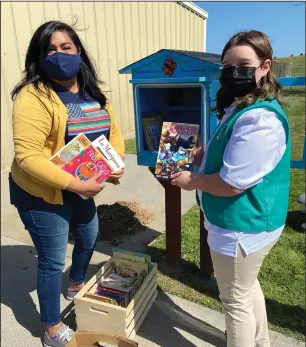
{"left": 62, "top": 145, "right": 112, "bottom": 184}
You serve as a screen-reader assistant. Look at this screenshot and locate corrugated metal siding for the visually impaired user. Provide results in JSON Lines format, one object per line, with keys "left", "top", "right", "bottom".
{"left": 1, "top": 1, "right": 206, "bottom": 175}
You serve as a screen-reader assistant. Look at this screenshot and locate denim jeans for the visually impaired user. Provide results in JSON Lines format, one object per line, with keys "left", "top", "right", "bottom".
{"left": 13, "top": 183, "right": 99, "bottom": 327}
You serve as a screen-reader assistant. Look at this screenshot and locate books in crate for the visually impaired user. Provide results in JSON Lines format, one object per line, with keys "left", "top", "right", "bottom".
{"left": 84, "top": 249, "right": 152, "bottom": 308}
{"left": 50, "top": 133, "right": 125, "bottom": 198}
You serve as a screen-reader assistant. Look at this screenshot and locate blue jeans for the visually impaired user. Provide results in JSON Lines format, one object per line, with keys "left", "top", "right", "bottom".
{"left": 13, "top": 183, "right": 99, "bottom": 327}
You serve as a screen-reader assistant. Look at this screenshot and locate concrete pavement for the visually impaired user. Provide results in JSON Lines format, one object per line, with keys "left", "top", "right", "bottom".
{"left": 1, "top": 154, "right": 303, "bottom": 346}
{"left": 1, "top": 235, "right": 302, "bottom": 347}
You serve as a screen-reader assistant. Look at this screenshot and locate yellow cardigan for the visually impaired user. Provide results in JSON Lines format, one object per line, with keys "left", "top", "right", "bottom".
{"left": 11, "top": 83, "right": 125, "bottom": 205}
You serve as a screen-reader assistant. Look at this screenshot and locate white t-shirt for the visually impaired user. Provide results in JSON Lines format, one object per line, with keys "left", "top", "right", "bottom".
{"left": 197, "top": 105, "right": 287, "bottom": 257}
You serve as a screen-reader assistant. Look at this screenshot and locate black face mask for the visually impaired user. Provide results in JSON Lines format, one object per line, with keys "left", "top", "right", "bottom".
{"left": 219, "top": 66, "right": 258, "bottom": 97}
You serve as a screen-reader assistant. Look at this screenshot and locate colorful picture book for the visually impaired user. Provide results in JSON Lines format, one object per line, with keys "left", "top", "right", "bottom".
{"left": 110, "top": 257, "right": 148, "bottom": 282}
{"left": 50, "top": 133, "right": 91, "bottom": 167}
{"left": 143, "top": 115, "right": 163, "bottom": 151}
{"left": 62, "top": 144, "right": 112, "bottom": 184}
{"left": 112, "top": 248, "right": 152, "bottom": 271}
{"left": 50, "top": 133, "right": 123, "bottom": 199}
{"left": 155, "top": 122, "right": 199, "bottom": 180}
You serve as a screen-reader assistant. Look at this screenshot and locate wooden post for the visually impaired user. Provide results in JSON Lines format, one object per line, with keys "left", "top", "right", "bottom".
{"left": 149, "top": 168, "right": 181, "bottom": 263}
{"left": 200, "top": 209, "right": 214, "bottom": 279}
{"left": 163, "top": 181, "right": 181, "bottom": 263}
{"left": 148, "top": 167, "right": 214, "bottom": 275}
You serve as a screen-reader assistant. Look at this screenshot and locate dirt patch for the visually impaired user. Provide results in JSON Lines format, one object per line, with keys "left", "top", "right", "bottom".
{"left": 97, "top": 201, "right": 155, "bottom": 245}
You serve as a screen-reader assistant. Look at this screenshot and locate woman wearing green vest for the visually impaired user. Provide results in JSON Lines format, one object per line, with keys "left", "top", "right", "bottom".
{"left": 171, "top": 30, "right": 291, "bottom": 347}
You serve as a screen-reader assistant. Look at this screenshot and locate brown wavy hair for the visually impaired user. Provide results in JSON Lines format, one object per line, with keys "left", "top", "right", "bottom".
{"left": 215, "top": 30, "right": 282, "bottom": 118}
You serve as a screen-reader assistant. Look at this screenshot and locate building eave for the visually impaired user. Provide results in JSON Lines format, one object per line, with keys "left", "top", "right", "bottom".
{"left": 179, "top": 2, "right": 208, "bottom": 19}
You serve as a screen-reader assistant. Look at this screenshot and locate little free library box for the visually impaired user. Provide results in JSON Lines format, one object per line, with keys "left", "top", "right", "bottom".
{"left": 119, "top": 49, "right": 222, "bottom": 277}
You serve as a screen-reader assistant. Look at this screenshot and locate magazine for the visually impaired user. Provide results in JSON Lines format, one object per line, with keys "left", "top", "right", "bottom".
{"left": 155, "top": 122, "right": 199, "bottom": 180}
{"left": 143, "top": 115, "right": 163, "bottom": 151}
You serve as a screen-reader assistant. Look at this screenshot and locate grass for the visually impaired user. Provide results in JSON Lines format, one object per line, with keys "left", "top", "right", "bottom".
{"left": 125, "top": 138, "right": 137, "bottom": 155}
{"left": 276, "top": 56, "right": 305, "bottom": 77}
{"left": 145, "top": 86, "right": 306, "bottom": 341}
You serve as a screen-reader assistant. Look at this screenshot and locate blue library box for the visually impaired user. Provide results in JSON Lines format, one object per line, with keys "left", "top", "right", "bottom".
{"left": 119, "top": 49, "right": 222, "bottom": 168}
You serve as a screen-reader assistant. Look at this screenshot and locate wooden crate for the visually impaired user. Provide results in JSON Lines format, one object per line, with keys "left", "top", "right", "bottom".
{"left": 74, "top": 258, "right": 157, "bottom": 338}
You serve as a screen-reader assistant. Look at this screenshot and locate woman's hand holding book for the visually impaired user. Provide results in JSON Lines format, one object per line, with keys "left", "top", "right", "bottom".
{"left": 66, "top": 171, "right": 105, "bottom": 197}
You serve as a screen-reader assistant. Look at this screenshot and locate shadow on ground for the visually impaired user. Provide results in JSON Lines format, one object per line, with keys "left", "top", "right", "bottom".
{"left": 146, "top": 244, "right": 306, "bottom": 339}
{"left": 0, "top": 243, "right": 100, "bottom": 338}
{"left": 2, "top": 241, "right": 227, "bottom": 346}
{"left": 137, "top": 290, "right": 226, "bottom": 347}
{"left": 3, "top": 239, "right": 305, "bottom": 345}
{"left": 286, "top": 210, "right": 305, "bottom": 232}
{"left": 1, "top": 244, "right": 43, "bottom": 337}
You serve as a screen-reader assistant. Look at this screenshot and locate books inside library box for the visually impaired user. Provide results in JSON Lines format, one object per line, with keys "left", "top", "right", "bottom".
{"left": 50, "top": 133, "right": 125, "bottom": 199}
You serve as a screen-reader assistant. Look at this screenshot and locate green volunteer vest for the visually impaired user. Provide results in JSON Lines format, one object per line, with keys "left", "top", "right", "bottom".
{"left": 200, "top": 99, "right": 291, "bottom": 232}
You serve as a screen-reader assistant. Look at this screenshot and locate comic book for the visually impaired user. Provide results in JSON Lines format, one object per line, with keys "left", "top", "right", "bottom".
{"left": 50, "top": 133, "right": 112, "bottom": 199}
{"left": 143, "top": 115, "right": 163, "bottom": 151}
{"left": 155, "top": 122, "right": 199, "bottom": 180}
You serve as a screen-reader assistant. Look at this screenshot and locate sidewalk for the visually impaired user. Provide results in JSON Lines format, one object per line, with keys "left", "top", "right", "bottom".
{"left": 1, "top": 235, "right": 302, "bottom": 347}
{"left": 1, "top": 154, "right": 303, "bottom": 346}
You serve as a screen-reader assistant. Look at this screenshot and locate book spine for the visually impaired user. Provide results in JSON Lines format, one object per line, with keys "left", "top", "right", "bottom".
{"left": 95, "top": 290, "right": 125, "bottom": 300}
{"left": 97, "top": 286, "right": 126, "bottom": 295}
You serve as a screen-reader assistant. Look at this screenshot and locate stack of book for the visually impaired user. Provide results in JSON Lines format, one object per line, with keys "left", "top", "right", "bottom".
{"left": 86, "top": 272, "right": 139, "bottom": 307}
{"left": 84, "top": 249, "right": 152, "bottom": 308}
{"left": 50, "top": 133, "right": 125, "bottom": 198}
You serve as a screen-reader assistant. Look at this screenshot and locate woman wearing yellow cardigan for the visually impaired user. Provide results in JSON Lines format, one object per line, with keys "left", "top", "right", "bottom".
{"left": 9, "top": 21, "right": 124, "bottom": 347}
